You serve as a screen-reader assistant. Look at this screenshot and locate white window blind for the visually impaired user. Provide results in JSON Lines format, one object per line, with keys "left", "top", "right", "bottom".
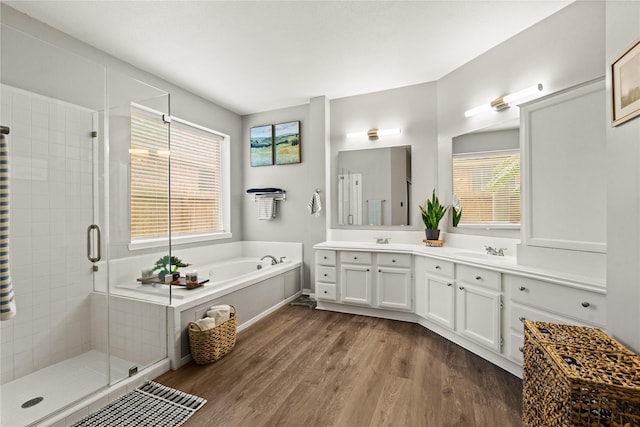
{"left": 452, "top": 150, "right": 520, "bottom": 226}
{"left": 130, "top": 106, "right": 224, "bottom": 241}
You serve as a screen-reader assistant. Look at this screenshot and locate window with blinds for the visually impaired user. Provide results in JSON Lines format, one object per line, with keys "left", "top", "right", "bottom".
{"left": 452, "top": 150, "right": 520, "bottom": 226}
{"left": 130, "top": 106, "right": 224, "bottom": 241}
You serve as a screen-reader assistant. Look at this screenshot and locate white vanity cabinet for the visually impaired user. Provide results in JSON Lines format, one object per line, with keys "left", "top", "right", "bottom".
{"left": 455, "top": 265, "right": 503, "bottom": 352}
{"left": 315, "top": 249, "right": 337, "bottom": 301}
{"left": 505, "top": 274, "right": 606, "bottom": 364}
{"left": 415, "top": 257, "right": 455, "bottom": 330}
{"left": 376, "top": 253, "right": 413, "bottom": 311}
{"left": 339, "top": 251, "right": 374, "bottom": 306}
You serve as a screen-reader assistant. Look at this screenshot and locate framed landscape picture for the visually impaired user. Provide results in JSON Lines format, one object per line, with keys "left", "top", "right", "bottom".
{"left": 274, "top": 121, "right": 301, "bottom": 165}
{"left": 250, "top": 125, "right": 273, "bottom": 166}
{"left": 612, "top": 38, "right": 640, "bottom": 126}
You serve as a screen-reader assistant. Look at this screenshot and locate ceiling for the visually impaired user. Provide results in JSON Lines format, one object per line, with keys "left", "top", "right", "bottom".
{"left": 5, "top": 1, "right": 573, "bottom": 115}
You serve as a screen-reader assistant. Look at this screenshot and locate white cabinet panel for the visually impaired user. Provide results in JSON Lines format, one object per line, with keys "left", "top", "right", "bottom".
{"left": 457, "top": 284, "right": 502, "bottom": 352}
{"left": 376, "top": 266, "right": 412, "bottom": 311}
{"left": 340, "top": 264, "right": 373, "bottom": 306}
{"left": 425, "top": 276, "right": 455, "bottom": 329}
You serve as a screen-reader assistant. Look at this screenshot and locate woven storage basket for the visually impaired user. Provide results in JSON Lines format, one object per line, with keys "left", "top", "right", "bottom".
{"left": 188, "top": 306, "right": 237, "bottom": 365}
{"left": 523, "top": 320, "right": 640, "bottom": 427}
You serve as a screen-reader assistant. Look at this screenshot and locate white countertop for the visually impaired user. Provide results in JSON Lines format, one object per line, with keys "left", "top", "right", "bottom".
{"left": 314, "top": 241, "right": 605, "bottom": 293}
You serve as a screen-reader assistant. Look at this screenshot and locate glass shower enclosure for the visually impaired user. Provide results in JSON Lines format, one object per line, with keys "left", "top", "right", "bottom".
{"left": 0, "top": 22, "right": 171, "bottom": 426}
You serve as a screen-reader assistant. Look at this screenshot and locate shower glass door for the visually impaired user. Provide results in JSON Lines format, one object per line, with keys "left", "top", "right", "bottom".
{"left": 0, "top": 23, "right": 109, "bottom": 426}
{"left": 106, "top": 70, "right": 170, "bottom": 385}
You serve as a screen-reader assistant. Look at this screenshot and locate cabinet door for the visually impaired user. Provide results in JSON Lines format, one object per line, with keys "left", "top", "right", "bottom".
{"left": 457, "top": 284, "right": 502, "bottom": 352}
{"left": 424, "top": 276, "right": 455, "bottom": 329}
{"left": 340, "top": 264, "right": 372, "bottom": 306}
{"left": 376, "top": 267, "right": 412, "bottom": 311}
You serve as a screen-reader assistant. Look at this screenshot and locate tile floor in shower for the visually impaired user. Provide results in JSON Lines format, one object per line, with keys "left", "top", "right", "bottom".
{"left": 1, "top": 350, "right": 134, "bottom": 427}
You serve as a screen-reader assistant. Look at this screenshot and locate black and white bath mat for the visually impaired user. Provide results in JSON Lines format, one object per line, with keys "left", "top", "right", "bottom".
{"left": 71, "top": 381, "right": 206, "bottom": 427}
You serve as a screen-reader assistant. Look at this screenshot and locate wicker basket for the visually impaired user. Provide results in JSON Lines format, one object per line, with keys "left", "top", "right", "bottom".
{"left": 523, "top": 320, "right": 640, "bottom": 427}
{"left": 188, "top": 306, "right": 237, "bottom": 365}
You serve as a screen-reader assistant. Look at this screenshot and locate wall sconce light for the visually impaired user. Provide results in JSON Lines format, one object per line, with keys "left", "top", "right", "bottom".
{"left": 464, "top": 84, "right": 543, "bottom": 118}
{"left": 346, "top": 127, "right": 402, "bottom": 140}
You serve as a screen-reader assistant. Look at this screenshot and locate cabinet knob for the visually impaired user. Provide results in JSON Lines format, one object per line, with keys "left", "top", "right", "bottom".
{"left": 519, "top": 347, "right": 524, "bottom": 353}
{"left": 459, "top": 286, "right": 465, "bottom": 290}
{"left": 323, "top": 273, "right": 328, "bottom": 277}
{"left": 323, "top": 290, "right": 328, "bottom": 294}
{"left": 519, "top": 286, "right": 526, "bottom": 291}
{"left": 581, "top": 302, "right": 590, "bottom": 308}
{"left": 435, "top": 265, "right": 441, "bottom": 270}
{"left": 354, "top": 256, "right": 358, "bottom": 260}
{"left": 323, "top": 256, "right": 327, "bottom": 260}
{"left": 475, "top": 276, "right": 482, "bottom": 281}
{"left": 519, "top": 316, "right": 526, "bottom": 323}
{"left": 392, "top": 259, "right": 396, "bottom": 263}
{"left": 447, "top": 283, "right": 453, "bottom": 287}
{"left": 378, "top": 269, "right": 382, "bottom": 273}
{"left": 366, "top": 268, "right": 370, "bottom": 272}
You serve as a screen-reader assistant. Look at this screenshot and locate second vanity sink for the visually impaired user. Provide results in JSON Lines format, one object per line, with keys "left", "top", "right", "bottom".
{"left": 450, "top": 250, "right": 516, "bottom": 264}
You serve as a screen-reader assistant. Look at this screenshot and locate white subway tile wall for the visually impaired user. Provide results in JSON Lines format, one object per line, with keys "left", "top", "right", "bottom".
{"left": 0, "top": 85, "right": 95, "bottom": 384}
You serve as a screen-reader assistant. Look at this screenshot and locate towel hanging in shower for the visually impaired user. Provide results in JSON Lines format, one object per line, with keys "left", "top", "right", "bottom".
{"left": 0, "top": 134, "right": 16, "bottom": 321}
{"left": 307, "top": 190, "right": 322, "bottom": 217}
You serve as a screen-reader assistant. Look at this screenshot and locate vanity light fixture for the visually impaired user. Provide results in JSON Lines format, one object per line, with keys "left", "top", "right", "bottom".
{"left": 464, "top": 83, "right": 543, "bottom": 118}
{"left": 346, "top": 127, "right": 402, "bottom": 140}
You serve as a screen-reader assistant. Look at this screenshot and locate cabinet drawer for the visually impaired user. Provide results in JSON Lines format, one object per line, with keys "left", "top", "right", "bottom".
{"left": 316, "top": 250, "right": 336, "bottom": 266}
{"left": 316, "top": 283, "right": 336, "bottom": 301}
{"left": 509, "top": 302, "right": 583, "bottom": 333}
{"left": 456, "top": 264, "right": 501, "bottom": 291}
{"left": 316, "top": 266, "right": 336, "bottom": 283}
{"left": 377, "top": 253, "right": 411, "bottom": 268}
{"left": 508, "top": 331, "right": 524, "bottom": 365}
{"left": 421, "top": 257, "right": 454, "bottom": 278}
{"left": 509, "top": 276, "right": 606, "bottom": 326}
{"left": 340, "top": 251, "right": 372, "bottom": 265}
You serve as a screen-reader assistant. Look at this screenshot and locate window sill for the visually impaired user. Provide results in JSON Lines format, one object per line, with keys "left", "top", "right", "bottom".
{"left": 128, "top": 232, "right": 233, "bottom": 251}
{"left": 455, "top": 223, "right": 520, "bottom": 231}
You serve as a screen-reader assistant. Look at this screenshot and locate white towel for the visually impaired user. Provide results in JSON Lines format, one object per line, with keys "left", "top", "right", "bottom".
{"left": 307, "top": 191, "right": 322, "bottom": 217}
{"left": 368, "top": 199, "right": 382, "bottom": 226}
{"left": 195, "top": 317, "right": 217, "bottom": 330}
{"left": 257, "top": 197, "right": 276, "bottom": 220}
{"left": 207, "top": 304, "right": 231, "bottom": 325}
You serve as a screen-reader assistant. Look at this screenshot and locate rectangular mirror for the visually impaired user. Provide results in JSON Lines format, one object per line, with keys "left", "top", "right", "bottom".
{"left": 337, "top": 145, "right": 411, "bottom": 226}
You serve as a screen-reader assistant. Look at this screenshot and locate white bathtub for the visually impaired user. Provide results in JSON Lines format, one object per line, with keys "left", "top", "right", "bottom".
{"left": 117, "top": 256, "right": 293, "bottom": 300}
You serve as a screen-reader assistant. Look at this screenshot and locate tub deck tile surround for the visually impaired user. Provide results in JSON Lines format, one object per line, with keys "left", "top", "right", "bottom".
{"left": 155, "top": 305, "right": 522, "bottom": 426}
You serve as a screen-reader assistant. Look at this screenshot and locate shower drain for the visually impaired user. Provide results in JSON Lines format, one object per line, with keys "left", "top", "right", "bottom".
{"left": 21, "top": 397, "right": 43, "bottom": 409}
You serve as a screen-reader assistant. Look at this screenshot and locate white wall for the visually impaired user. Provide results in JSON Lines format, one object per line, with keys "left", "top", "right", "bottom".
{"left": 437, "top": 1, "right": 605, "bottom": 239}
{"left": 605, "top": 1, "right": 640, "bottom": 352}
{"left": 241, "top": 98, "right": 327, "bottom": 292}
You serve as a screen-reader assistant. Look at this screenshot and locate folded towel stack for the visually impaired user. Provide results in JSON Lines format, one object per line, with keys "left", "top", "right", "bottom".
{"left": 193, "top": 304, "right": 232, "bottom": 331}
{"left": 194, "top": 317, "right": 217, "bottom": 331}
{"left": 207, "top": 304, "right": 231, "bottom": 325}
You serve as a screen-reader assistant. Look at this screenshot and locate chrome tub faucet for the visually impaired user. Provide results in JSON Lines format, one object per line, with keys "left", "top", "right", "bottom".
{"left": 261, "top": 255, "right": 279, "bottom": 265}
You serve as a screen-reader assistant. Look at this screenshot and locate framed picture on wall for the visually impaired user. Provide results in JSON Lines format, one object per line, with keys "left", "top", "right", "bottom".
{"left": 250, "top": 124, "right": 273, "bottom": 166}
{"left": 612, "top": 38, "right": 640, "bottom": 127}
{"left": 274, "top": 121, "right": 301, "bottom": 165}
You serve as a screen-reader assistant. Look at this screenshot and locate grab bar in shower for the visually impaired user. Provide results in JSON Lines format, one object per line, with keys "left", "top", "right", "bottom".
{"left": 87, "top": 224, "right": 101, "bottom": 263}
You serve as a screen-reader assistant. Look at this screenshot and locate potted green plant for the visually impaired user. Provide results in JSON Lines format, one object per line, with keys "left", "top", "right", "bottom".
{"left": 452, "top": 195, "right": 463, "bottom": 227}
{"left": 153, "top": 255, "right": 190, "bottom": 282}
{"left": 419, "top": 189, "right": 448, "bottom": 240}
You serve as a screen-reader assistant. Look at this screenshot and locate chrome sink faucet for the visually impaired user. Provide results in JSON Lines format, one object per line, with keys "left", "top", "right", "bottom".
{"left": 485, "top": 246, "right": 507, "bottom": 256}
{"left": 376, "top": 237, "right": 389, "bottom": 244}
{"left": 260, "top": 255, "right": 279, "bottom": 265}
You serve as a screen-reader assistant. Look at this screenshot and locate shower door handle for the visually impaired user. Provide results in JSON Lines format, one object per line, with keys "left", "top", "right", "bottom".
{"left": 87, "top": 224, "right": 101, "bottom": 263}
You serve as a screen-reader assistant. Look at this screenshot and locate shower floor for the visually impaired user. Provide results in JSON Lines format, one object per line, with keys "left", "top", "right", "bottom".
{"left": 1, "top": 350, "right": 134, "bottom": 427}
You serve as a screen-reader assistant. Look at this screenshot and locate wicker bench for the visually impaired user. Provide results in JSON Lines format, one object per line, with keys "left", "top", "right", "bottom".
{"left": 523, "top": 320, "right": 640, "bottom": 426}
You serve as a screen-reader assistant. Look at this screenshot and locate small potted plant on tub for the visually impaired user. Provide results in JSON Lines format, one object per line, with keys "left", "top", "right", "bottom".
{"left": 420, "top": 189, "right": 448, "bottom": 241}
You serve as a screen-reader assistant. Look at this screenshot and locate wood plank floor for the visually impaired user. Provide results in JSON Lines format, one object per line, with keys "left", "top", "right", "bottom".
{"left": 155, "top": 305, "right": 522, "bottom": 427}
